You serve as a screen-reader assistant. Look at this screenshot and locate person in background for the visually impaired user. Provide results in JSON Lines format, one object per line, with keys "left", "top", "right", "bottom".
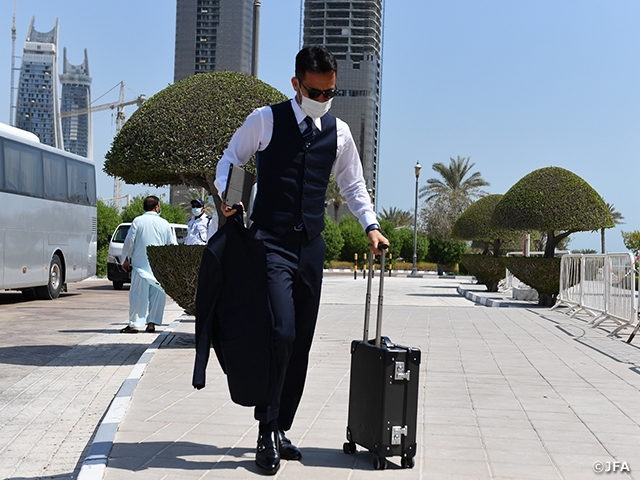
{"left": 186, "top": 198, "right": 218, "bottom": 245}
{"left": 215, "top": 45, "right": 388, "bottom": 474}
{"left": 120, "top": 195, "right": 176, "bottom": 334}
{"left": 185, "top": 199, "right": 209, "bottom": 245}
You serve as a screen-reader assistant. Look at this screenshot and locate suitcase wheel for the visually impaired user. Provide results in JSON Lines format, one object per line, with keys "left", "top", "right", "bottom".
{"left": 401, "top": 456, "right": 415, "bottom": 469}
{"left": 373, "top": 456, "right": 387, "bottom": 470}
{"left": 342, "top": 441, "right": 356, "bottom": 454}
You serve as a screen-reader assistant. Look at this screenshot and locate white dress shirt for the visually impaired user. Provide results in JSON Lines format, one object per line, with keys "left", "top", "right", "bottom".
{"left": 214, "top": 98, "right": 377, "bottom": 230}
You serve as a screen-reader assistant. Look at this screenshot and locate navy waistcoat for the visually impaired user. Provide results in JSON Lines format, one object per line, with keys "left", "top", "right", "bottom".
{"left": 250, "top": 101, "right": 337, "bottom": 239}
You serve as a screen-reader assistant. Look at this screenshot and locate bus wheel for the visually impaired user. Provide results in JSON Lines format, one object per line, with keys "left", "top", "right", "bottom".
{"left": 36, "top": 254, "right": 63, "bottom": 300}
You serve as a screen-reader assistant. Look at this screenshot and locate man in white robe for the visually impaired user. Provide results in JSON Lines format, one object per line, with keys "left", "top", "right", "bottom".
{"left": 120, "top": 195, "right": 176, "bottom": 333}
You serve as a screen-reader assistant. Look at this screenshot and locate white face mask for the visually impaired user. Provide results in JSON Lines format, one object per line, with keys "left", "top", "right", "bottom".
{"left": 192, "top": 207, "right": 203, "bottom": 217}
{"left": 299, "top": 93, "right": 333, "bottom": 119}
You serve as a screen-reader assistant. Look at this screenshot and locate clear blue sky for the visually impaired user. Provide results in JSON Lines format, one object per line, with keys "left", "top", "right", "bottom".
{"left": 1, "top": 0, "right": 639, "bottom": 253}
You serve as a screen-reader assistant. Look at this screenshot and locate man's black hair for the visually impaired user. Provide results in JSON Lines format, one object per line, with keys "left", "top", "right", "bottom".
{"left": 143, "top": 195, "right": 160, "bottom": 212}
{"left": 295, "top": 46, "right": 338, "bottom": 80}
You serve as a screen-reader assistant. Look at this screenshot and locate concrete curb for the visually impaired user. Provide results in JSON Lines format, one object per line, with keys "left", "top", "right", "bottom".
{"left": 76, "top": 315, "right": 186, "bottom": 480}
{"left": 456, "top": 284, "right": 532, "bottom": 308}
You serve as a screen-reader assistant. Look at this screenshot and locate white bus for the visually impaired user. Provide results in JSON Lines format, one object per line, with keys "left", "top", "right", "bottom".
{"left": 0, "top": 122, "right": 97, "bottom": 299}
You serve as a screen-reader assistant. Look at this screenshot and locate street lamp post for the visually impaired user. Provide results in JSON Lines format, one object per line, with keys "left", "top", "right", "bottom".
{"left": 410, "top": 162, "right": 422, "bottom": 277}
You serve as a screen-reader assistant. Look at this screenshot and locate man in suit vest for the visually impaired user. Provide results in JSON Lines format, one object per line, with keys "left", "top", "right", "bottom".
{"left": 215, "top": 46, "right": 388, "bottom": 475}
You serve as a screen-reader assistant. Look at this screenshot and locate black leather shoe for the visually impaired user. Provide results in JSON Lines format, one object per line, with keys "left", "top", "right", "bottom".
{"left": 279, "top": 430, "right": 302, "bottom": 461}
{"left": 256, "top": 430, "right": 280, "bottom": 475}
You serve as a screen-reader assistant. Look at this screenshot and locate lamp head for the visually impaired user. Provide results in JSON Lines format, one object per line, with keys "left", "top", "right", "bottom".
{"left": 415, "top": 162, "right": 422, "bottom": 177}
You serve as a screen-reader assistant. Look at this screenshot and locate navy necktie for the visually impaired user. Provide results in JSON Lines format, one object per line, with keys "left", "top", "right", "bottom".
{"left": 301, "top": 116, "right": 316, "bottom": 144}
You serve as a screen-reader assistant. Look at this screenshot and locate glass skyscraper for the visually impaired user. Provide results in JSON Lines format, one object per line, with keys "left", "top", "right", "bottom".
{"left": 303, "top": 0, "right": 383, "bottom": 202}
{"left": 174, "top": 0, "right": 256, "bottom": 82}
{"left": 15, "top": 17, "right": 63, "bottom": 149}
{"left": 60, "top": 48, "right": 92, "bottom": 158}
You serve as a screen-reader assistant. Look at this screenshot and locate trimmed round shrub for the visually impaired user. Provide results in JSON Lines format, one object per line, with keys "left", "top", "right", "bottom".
{"left": 460, "top": 254, "right": 506, "bottom": 292}
{"left": 104, "top": 71, "right": 288, "bottom": 194}
{"left": 503, "top": 256, "right": 561, "bottom": 306}
{"left": 147, "top": 245, "right": 206, "bottom": 315}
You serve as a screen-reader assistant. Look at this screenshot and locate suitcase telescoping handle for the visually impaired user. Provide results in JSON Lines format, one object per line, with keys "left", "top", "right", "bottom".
{"left": 362, "top": 244, "right": 388, "bottom": 348}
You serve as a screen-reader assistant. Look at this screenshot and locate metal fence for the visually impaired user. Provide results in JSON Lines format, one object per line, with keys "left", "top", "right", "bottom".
{"left": 554, "top": 253, "right": 638, "bottom": 340}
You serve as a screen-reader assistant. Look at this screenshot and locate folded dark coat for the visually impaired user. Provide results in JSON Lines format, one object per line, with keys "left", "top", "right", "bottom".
{"left": 192, "top": 213, "right": 271, "bottom": 407}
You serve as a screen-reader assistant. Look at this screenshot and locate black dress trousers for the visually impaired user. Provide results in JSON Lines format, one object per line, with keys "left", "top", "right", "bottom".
{"left": 252, "top": 225, "right": 326, "bottom": 431}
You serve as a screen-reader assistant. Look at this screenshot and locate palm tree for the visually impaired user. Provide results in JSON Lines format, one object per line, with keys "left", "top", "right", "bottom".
{"left": 419, "top": 156, "right": 489, "bottom": 238}
{"left": 325, "top": 175, "right": 345, "bottom": 222}
{"left": 419, "top": 156, "right": 489, "bottom": 207}
{"left": 601, "top": 202, "right": 624, "bottom": 253}
{"left": 380, "top": 207, "right": 414, "bottom": 228}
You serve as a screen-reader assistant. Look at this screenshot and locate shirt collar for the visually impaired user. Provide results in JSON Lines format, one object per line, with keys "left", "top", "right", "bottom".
{"left": 290, "top": 98, "right": 322, "bottom": 131}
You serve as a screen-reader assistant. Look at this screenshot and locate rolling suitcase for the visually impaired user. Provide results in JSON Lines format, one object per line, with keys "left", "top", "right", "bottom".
{"left": 343, "top": 246, "right": 421, "bottom": 470}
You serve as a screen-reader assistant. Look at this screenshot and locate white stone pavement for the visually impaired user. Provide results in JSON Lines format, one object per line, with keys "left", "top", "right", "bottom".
{"left": 89, "top": 275, "right": 640, "bottom": 480}
{"left": 1, "top": 274, "right": 639, "bottom": 479}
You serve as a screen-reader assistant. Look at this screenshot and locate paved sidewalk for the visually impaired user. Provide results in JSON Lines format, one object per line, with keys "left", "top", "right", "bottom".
{"left": 94, "top": 274, "right": 640, "bottom": 479}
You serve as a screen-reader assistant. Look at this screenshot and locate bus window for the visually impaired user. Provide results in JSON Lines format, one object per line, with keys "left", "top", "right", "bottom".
{"left": 67, "top": 159, "right": 96, "bottom": 205}
{"left": 43, "top": 153, "right": 68, "bottom": 201}
{"left": 3, "top": 140, "right": 43, "bottom": 197}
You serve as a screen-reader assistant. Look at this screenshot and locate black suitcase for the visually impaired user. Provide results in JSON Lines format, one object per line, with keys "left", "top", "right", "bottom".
{"left": 343, "top": 246, "right": 421, "bottom": 470}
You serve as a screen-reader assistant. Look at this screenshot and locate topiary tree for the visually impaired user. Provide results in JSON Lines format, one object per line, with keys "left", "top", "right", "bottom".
{"left": 503, "top": 256, "right": 561, "bottom": 304}
{"left": 452, "top": 194, "right": 522, "bottom": 257}
{"left": 492, "top": 167, "right": 613, "bottom": 259}
{"left": 459, "top": 254, "right": 506, "bottom": 292}
{"left": 104, "top": 71, "right": 288, "bottom": 196}
{"left": 147, "top": 245, "right": 206, "bottom": 315}
{"left": 103, "top": 72, "right": 287, "bottom": 309}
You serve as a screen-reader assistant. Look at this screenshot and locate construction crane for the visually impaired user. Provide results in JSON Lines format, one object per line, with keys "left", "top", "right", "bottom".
{"left": 60, "top": 81, "right": 146, "bottom": 212}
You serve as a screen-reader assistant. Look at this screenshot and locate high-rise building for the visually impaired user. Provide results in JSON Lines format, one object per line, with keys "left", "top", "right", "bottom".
{"left": 15, "top": 16, "right": 63, "bottom": 149}
{"left": 303, "top": 0, "right": 383, "bottom": 202}
{"left": 172, "top": 0, "right": 259, "bottom": 203}
{"left": 174, "top": 0, "right": 257, "bottom": 82}
{"left": 60, "top": 48, "right": 92, "bottom": 158}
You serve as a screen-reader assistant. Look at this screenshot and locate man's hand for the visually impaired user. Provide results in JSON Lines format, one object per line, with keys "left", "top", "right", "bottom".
{"left": 220, "top": 191, "right": 243, "bottom": 218}
{"left": 122, "top": 258, "right": 131, "bottom": 273}
{"left": 367, "top": 229, "right": 389, "bottom": 255}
